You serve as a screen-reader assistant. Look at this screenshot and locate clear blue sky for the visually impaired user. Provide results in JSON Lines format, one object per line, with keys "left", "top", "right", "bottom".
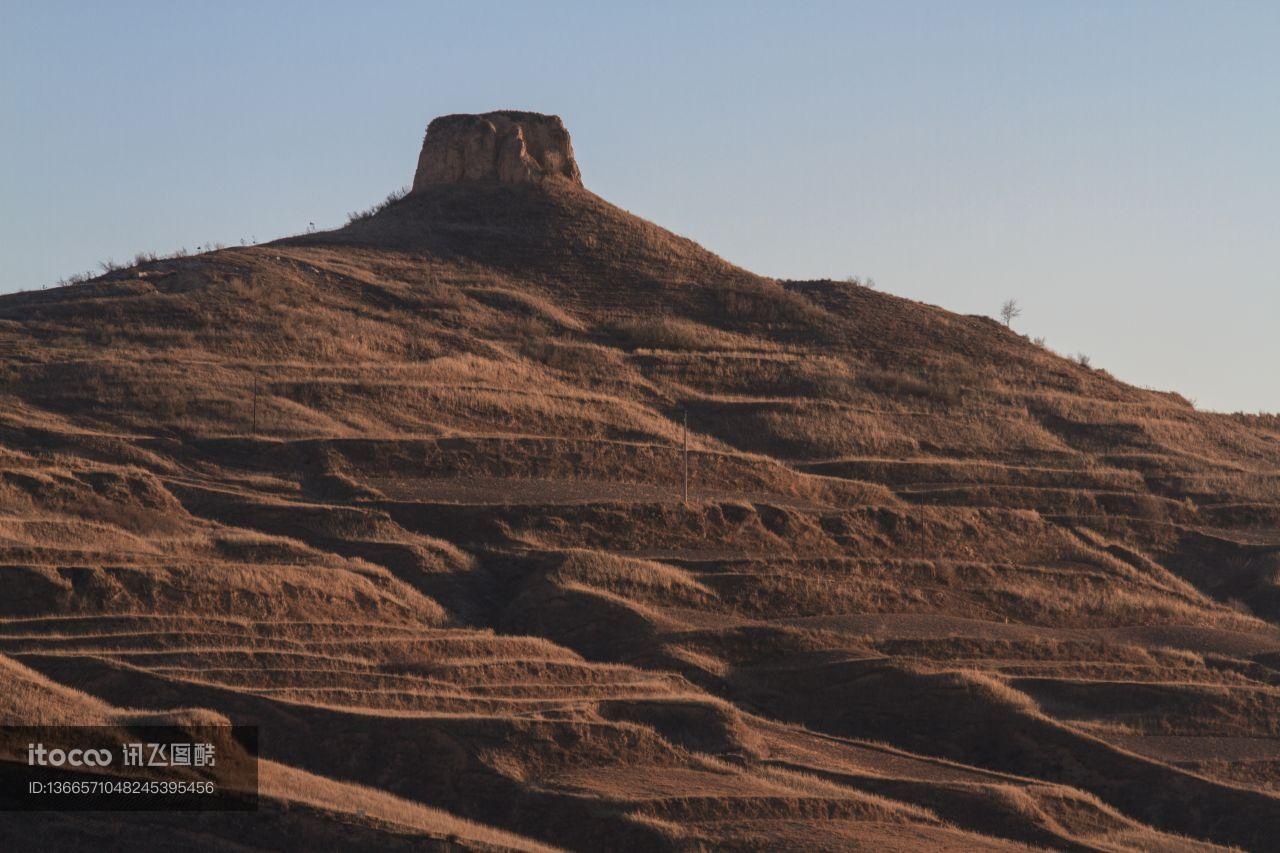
{"left": 3, "top": 1, "right": 1277, "bottom": 412}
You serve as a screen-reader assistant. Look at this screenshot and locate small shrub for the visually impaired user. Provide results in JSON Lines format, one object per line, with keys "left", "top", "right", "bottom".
{"left": 1000, "top": 298, "right": 1021, "bottom": 327}
{"left": 57, "top": 271, "right": 94, "bottom": 287}
{"left": 347, "top": 187, "right": 410, "bottom": 224}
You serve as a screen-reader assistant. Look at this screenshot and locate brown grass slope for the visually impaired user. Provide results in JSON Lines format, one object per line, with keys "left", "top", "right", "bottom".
{"left": 1, "top": 176, "right": 1279, "bottom": 850}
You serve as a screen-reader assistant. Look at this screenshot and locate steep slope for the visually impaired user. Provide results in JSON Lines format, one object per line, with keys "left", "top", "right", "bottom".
{"left": 2, "top": 111, "right": 1279, "bottom": 850}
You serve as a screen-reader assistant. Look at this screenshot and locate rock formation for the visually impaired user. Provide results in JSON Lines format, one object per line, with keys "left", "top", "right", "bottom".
{"left": 411, "top": 110, "right": 582, "bottom": 191}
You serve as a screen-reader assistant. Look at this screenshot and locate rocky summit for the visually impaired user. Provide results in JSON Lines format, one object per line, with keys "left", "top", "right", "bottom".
{"left": 411, "top": 110, "right": 582, "bottom": 189}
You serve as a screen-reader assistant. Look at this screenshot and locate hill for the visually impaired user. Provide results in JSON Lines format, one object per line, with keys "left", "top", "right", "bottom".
{"left": 2, "top": 110, "right": 1280, "bottom": 850}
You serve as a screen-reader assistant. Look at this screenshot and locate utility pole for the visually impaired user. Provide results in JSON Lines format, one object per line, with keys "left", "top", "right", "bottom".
{"left": 682, "top": 408, "right": 689, "bottom": 506}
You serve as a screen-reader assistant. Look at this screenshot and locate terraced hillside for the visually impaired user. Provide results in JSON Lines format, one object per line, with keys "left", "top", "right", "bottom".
{"left": 3, "top": 112, "right": 1280, "bottom": 850}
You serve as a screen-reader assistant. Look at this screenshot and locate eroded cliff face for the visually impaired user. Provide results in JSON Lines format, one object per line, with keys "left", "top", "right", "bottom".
{"left": 411, "top": 110, "right": 582, "bottom": 190}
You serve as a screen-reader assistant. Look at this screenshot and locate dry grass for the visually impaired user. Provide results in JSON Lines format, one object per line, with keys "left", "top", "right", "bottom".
{"left": 611, "top": 316, "right": 767, "bottom": 353}
{"left": 0, "top": 176, "right": 1277, "bottom": 851}
{"left": 258, "top": 760, "right": 564, "bottom": 851}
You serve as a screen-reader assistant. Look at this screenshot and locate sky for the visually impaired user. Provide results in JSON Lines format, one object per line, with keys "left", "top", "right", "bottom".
{"left": 2, "top": 1, "right": 1277, "bottom": 412}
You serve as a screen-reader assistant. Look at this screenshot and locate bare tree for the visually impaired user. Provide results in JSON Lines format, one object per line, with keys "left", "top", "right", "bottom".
{"left": 1000, "top": 298, "right": 1021, "bottom": 327}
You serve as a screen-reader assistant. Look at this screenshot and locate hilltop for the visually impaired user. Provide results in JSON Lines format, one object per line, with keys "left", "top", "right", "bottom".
{"left": 2, "top": 111, "right": 1280, "bottom": 851}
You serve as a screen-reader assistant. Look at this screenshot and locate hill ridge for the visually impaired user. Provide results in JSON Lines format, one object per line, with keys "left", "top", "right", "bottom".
{"left": 3, "top": 110, "right": 1280, "bottom": 851}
